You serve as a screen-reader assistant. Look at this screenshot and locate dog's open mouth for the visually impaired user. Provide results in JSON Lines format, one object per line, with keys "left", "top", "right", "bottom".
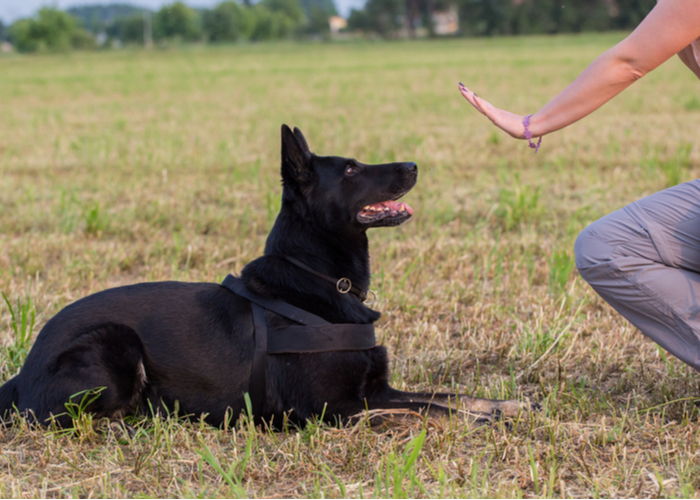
{"left": 357, "top": 200, "right": 414, "bottom": 226}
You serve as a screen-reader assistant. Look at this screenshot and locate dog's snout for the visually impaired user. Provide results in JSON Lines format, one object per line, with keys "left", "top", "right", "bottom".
{"left": 400, "top": 162, "right": 418, "bottom": 173}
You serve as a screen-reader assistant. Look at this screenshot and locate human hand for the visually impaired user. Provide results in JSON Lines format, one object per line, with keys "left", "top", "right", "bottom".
{"left": 458, "top": 82, "right": 531, "bottom": 140}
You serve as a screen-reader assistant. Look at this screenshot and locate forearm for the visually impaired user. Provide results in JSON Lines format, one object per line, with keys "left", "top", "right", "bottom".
{"left": 528, "top": 49, "right": 642, "bottom": 136}
{"left": 459, "top": 0, "right": 700, "bottom": 142}
{"left": 527, "top": 0, "right": 700, "bottom": 137}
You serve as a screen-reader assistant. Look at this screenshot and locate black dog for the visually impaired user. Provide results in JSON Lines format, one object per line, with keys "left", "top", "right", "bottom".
{"left": 0, "top": 125, "right": 530, "bottom": 429}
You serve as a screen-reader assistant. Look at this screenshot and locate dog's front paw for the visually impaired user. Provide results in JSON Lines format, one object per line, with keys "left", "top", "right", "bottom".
{"left": 497, "top": 398, "right": 540, "bottom": 418}
{"left": 97, "top": 419, "right": 136, "bottom": 442}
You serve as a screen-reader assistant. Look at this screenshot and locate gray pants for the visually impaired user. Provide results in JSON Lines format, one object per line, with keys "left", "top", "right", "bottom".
{"left": 575, "top": 179, "right": 700, "bottom": 371}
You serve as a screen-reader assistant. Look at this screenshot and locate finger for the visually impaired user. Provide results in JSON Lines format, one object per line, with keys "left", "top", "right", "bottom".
{"left": 458, "top": 82, "right": 478, "bottom": 101}
{"left": 458, "top": 86, "right": 475, "bottom": 106}
{"left": 465, "top": 89, "right": 489, "bottom": 116}
{"left": 471, "top": 93, "right": 498, "bottom": 120}
{"left": 472, "top": 94, "right": 486, "bottom": 114}
{"left": 458, "top": 83, "right": 488, "bottom": 113}
{"left": 474, "top": 96, "right": 494, "bottom": 117}
{"left": 458, "top": 85, "right": 487, "bottom": 115}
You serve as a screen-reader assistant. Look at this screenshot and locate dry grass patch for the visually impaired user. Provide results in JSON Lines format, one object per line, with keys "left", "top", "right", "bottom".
{"left": 2, "top": 35, "right": 700, "bottom": 497}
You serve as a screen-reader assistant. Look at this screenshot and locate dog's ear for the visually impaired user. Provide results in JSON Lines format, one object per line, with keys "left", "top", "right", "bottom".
{"left": 293, "top": 127, "right": 310, "bottom": 154}
{"left": 281, "top": 124, "right": 312, "bottom": 184}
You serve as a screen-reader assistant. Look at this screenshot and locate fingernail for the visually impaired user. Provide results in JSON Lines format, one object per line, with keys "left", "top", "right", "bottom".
{"left": 459, "top": 82, "right": 465, "bottom": 87}
{"left": 474, "top": 93, "right": 478, "bottom": 97}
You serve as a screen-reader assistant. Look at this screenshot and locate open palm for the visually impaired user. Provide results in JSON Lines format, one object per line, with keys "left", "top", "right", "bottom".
{"left": 458, "top": 83, "right": 528, "bottom": 140}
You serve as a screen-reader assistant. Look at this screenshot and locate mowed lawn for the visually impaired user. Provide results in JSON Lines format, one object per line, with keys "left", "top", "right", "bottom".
{"left": 1, "top": 35, "right": 700, "bottom": 497}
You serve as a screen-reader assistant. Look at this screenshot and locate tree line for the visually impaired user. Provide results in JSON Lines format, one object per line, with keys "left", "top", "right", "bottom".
{"left": 2, "top": 0, "right": 655, "bottom": 53}
{"left": 5, "top": 0, "right": 337, "bottom": 52}
{"left": 348, "top": 0, "right": 655, "bottom": 37}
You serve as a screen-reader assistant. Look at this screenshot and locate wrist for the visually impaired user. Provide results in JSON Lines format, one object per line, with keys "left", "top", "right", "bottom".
{"left": 522, "top": 114, "right": 542, "bottom": 153}
{"left": 522, "top": 113, "right": 544, "bottom": 138}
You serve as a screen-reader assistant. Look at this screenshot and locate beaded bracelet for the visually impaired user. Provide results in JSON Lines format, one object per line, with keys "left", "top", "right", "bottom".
{"left": 522, "top": 114, "right": 542, "bottom": 153}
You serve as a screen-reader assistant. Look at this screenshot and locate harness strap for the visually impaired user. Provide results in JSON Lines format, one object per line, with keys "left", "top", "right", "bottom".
{"left": 249, "top": 303, "right": 268, "bottom": 419}
{"left": 222, "top": 274, "right": 330, "bottom": 326}
{"left": 268, "top": 324, "right": 375, "bottom": 353}
{"left": 220, "top": 274, "right": 377, "bottom": 418}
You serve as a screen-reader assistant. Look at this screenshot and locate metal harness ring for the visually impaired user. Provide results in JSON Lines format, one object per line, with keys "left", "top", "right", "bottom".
{"left": 336, "top": 277, "right": 352, "bottom": 294}
{"left": 363, "top": 290, "right": 377, "bottom": 306}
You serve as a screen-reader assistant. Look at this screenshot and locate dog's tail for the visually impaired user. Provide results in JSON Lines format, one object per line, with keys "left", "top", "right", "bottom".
{"left": 0, "top": 376, "right": 19, "bottom": 423}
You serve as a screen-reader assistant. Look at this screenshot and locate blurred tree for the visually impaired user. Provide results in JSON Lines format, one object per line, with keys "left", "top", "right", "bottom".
{"left": 300, "top": 0, "right": 337, "bottom": 17}
{"left": 153, "top": 2, "right": 202, "bottom": 41}
{"left": 71, "top": 27, "right": 99, "bottom": 48}
{"left": 300, "top": 0, "right": 338, "bottom": 36}
{"left": 507, "top": 0, "right": 557, "bottom": 35}
{"left": 249, "top": 4, "right": 274, "bottom": 39}
{"left": 364, "top": 0, "right": 405, "bottom": 36}
{"left": 261, "top": 0, "right": 305, "bottom": 24}
{"left": 249, "top": 4, "right": 297, "bottom": 40}
{"left": 611, "top": 0, "right": 655, "bottom": 29}
{"left": 111, "top": 14, "right": 146, "bottom": 44}
{"left": 476, "top": 0, "right": 507, "bottom": 36}
{"left": 347, "top": 8, "right": 371, "bottom": 31}
{"left": 558, "top": 0, "right": 611, "bottom": 32}
{"left": 457, "top": 0, "right": 618, "bottom": 36}
{"left": 10, "top": 8, "right": 96, "bottom": 52}
{"left": 403, "top": 0, "right": 424, "bottom": 37}
{"left": 67, "top": 4, "right": 145, "bottom": 33}
{"left": 0, "top": 21, "right": 5, "bottom": 42}
{"left": 306, "top": 5, "right": 332, "bottom": 35}
{"left": 203, "top": 1, "right": 254, "bottom": 41}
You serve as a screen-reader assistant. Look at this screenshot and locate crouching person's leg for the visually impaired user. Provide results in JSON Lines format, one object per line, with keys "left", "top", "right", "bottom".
{"left": 574, "top": 180, "right": 700, "bottom": 372}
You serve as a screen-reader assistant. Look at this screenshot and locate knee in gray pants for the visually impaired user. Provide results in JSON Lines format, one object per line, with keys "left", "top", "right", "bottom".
{"left": 574, "top": 216, "right": 617, "bottom": 285}
{"left": 570, "top": 184, "right": 700, "bottom": 371}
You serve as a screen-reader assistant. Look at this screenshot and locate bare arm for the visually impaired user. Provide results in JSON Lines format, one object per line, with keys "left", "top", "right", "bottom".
{"left": 460, "top": 0, "right": 700, "bottom": 139}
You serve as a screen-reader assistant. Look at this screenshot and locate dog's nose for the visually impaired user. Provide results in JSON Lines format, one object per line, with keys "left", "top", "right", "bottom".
{"left": 400, "top": 162, "right": 418, "bottom": 173}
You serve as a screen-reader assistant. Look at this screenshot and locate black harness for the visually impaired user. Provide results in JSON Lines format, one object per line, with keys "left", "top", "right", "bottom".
{"left": 220, "top": 274, "right": 376, "bottom": 418}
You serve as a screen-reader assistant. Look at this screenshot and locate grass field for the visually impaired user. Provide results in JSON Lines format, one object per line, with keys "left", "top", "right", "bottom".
{"left": 1, "top": 34, "right": 700, "bottom": 498}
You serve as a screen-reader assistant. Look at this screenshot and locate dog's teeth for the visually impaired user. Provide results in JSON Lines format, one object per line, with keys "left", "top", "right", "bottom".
{"left": 383, "top": 206, "right": 390, "bottom": 212}
{"left": 399, "top": 203, "right": 406, "bottom": 212}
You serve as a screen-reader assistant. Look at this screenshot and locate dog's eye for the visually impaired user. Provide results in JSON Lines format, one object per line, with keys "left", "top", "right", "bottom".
{"left": 345, "top": 165, "right": 356, "bottom": 176}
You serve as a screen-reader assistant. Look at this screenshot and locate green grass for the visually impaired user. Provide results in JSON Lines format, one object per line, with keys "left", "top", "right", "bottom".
{"left": 1, "top": 35, "right": 700, "bottom": 497}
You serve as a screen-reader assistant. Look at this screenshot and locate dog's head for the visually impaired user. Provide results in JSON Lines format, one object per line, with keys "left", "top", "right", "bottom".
{"left": 280, "top": 124, "right": 417, "bottom": 232}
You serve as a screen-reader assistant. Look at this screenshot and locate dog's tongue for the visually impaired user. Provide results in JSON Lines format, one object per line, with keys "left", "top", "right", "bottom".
{"left": 364, "top": 200, "right": 413, "bottom": 216}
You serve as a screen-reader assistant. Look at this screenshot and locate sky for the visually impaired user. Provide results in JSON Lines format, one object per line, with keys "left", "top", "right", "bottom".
{"left": 0, "top": 0, "right": 366, "bottom": 24}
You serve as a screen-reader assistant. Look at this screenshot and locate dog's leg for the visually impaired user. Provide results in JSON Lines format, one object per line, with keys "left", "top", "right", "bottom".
{"left": 21, "top": 324, "right": 148, "bottom": 427}
{"left": 385, "top": 390, "right": 538, "bottom": 418}
{"left": 328, "top": 400, "right": 495, "bottom": 427}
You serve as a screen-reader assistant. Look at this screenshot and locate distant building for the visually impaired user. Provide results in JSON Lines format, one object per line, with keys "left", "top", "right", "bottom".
{"left": 329, "top": 15, "right": 347, "bottom": 34}
{"left": 431, "top": 6, "right": 459, "bottom": 35}
{"left": 96, "top": 32, "right": 108, "bottom": 46}
{"left": 0, "top": 42, "right": 12, "bottom": 53}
